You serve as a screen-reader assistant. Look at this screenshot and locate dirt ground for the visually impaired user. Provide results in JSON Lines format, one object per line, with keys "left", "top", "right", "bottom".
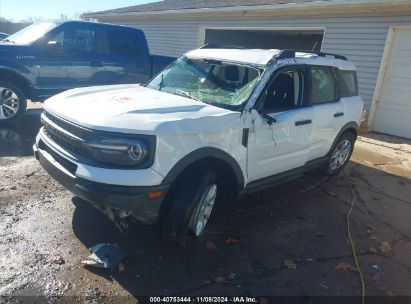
{"left": 0, "top": 106, "right": 410, "bottom": 303}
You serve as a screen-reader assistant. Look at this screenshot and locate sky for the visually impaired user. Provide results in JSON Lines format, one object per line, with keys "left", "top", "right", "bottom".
{"left": 1, "top": 0, "right": 158, "bottom": 22}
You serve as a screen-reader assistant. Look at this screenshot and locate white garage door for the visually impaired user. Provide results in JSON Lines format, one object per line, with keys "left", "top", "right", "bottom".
{"left": 373, "top": 28, "right": 411, "bottom": 139}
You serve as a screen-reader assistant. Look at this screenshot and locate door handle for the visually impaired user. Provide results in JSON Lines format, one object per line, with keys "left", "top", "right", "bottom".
{"left": 295, "top": 119, "right": 312, "bottom": 126}
{"left": 90, "top": 61, "right": 103, "bottom": 67}
{"left": 334, "top": 112, "right": 344, "bottom": 118}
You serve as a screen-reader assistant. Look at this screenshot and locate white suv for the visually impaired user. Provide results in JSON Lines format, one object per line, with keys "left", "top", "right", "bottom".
{"left": 34, "top": 47, "right": 364, "bottom": 245}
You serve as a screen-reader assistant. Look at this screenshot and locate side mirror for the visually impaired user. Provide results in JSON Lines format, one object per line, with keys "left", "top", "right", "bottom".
{"left": 260, "top": 112, "right": 276, "bottom": 125}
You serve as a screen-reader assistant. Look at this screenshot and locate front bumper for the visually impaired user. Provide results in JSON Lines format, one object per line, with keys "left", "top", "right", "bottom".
{"left": 33, "top": 140, "right": 169, "bottom": 224}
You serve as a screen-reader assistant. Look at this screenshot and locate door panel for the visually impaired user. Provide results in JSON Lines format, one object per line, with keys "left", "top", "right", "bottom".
{"left": 247, "top": 107, "right": 314, "bottom": 183}
{"left": 305, "top": 65, "right": 343, "bottom": 160}
{"left": 36, "top": 24, "right": 106, "bottom": 96}
{"left": 309, "top": 102, "right": 344, "bottom": 160}
{"left": 247, "top": 65, "right": 313, "bottom": 183}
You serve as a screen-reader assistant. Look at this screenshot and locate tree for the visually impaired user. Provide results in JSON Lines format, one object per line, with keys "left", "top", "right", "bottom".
{"left": 80, "top": 11, "right": 96, "bottom": 22}
{"left": 22, "top": 16, "right": 43, "bottom": 24}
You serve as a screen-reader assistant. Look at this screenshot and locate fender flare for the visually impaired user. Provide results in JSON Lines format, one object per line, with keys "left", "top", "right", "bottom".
{"left": 328, "top": 121, "right": 359, "bottom": 155}
{"left": 162, "top": 147, "right": 245, "bottom": 190}
{"left": 0, "top": 66, "right": 32, "bottom": 95}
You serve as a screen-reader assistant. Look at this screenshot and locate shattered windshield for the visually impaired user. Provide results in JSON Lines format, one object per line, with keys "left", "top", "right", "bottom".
{"left": 146, "top": 57, "right": 262, "bottom": 110}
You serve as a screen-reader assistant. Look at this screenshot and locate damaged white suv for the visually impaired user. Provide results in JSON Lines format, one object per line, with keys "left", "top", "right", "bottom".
{"left": 34, "top": 47, "right": 363, "bottom": 244}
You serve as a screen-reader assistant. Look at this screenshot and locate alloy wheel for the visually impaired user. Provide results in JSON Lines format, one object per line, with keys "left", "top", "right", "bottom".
{"left": 330, "top": 139, "right": 352, "bottom": 171}
{"left": 0, "top": 87, "right": 20, "bottom": 120}
{"left": 189, "top": 184, "right": 217, "bottom": 237}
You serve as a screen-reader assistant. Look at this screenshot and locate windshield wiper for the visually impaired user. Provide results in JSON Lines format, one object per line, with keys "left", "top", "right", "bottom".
{"left": 158, "top": 73, "right": 164, "bottom": 91}
{"left": 2, "top": 39, "right": 14, "bottom": 43}
{"left": 175, "top": 89, "right": 201, "bottom": 102}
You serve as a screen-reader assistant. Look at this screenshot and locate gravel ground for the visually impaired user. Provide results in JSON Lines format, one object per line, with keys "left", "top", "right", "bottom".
{"left": 0, "top": 109, "right": 410, "bottom": 303}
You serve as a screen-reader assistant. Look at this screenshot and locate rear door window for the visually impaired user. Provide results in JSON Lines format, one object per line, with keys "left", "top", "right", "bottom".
{"left": 335, "top": 69, "right": 358, "bottom": 97}
{"left": 107, "top": 29, "right": 141, "bottom": 55}
{"left": 307, "top": 66, "right": 338, "bottom": 105}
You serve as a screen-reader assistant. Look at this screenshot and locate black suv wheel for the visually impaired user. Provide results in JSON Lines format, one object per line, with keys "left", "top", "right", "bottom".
{"left": 0, "top": 81, "right": 27, "bottom": 124}
{"left": 159, "top": 167, "right": 218, "bottom": 245}
{"left": 324, "top": 131, "right": 356, "bottom": 175}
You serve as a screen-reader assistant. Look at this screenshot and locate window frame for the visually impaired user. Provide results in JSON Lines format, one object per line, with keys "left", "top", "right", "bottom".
{"left": 304, "top": 65, "right": 341, "bottom": 106}
{"left": 255, "top": 65, "right": 309, "bottom": 114}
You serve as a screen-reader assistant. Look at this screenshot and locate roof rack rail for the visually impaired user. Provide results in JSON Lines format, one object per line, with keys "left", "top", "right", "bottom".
{"left": 266, "top": 49, "right": 348, "bottom": 64}
{"left": 317, "top": 52, "right": 347, "bottom": 60}
{"left": 267, "top": 49, "right": 296, "bottom": 65}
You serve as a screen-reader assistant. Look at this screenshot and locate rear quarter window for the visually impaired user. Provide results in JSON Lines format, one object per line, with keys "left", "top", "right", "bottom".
{"left": 335, "top": 69, "right": 358, "bottom": 97}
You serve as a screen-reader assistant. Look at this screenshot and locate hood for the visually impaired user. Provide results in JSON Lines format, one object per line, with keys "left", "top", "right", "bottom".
{"left": 44, "top": 84, "right": 238, "bottom": 134}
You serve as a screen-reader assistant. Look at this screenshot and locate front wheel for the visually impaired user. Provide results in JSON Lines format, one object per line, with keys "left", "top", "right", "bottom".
{"left": 324, "top": 132, "right": 356, "bottom": 175}
{"left": 159, "top": 168, "right": 218, "bottom": 245}
{"left": 0, "top": 81, "right": 27, "bottom": 124}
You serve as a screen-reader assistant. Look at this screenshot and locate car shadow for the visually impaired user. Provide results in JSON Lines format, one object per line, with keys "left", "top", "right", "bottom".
{"left": 66, "top": 165, "right": 370, "bottom": 297}
{"left": 71, "top": 161, "right": 411, "bottom": 298}
{"left": 0, "top": 108, "right": 42, "bottom": 157}
{"left": 70, "top": 170, "right": 333, "bottom": 298}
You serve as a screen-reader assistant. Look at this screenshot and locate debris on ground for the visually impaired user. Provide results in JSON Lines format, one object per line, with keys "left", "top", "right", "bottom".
{"left": 385, "top": 289, "right": 397, "bottom": 303}
{"left": 367, "top": 225, "right": 376, "bottom": 234}
{"left": 379, "top": 242, "right": 392, "bottom": 254}
{"left": 49, "top": 256, "right": 65, "bottom": 266}
{"left": 214, "top": 276, "right": 227, "bottom": 284}
{"left": 370, "top": 241, "right": 392, "bottom": 255}
{"left": 225, "top": 238, "right": 240, "bottom": 245}
{"left": 206, "top": 241, "right": 219, "bottom": 251}
{"left": 370, "top": 246, "right": 378, "bottom": 253}
{"left": 81, "top": 243, "right": 127, "bottom": 272}
{"left": 283, "top": 260, "right": 297, "bottom": 269}
{"left": 373, "top": 272, "right": 381, "bottom": 281}
{"left": 25, "top": 171, "right": 36, "bottom": 178}
{"left": 43, "top": 281, "right": 71, "bottom": 298}
{"left": 335, "top": 262, "right": 358, "bottom": 272}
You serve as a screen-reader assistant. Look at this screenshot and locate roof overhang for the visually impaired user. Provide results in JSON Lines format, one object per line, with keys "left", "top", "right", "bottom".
{"left": 85, "top": 0, "right": 411, "bottom": 21}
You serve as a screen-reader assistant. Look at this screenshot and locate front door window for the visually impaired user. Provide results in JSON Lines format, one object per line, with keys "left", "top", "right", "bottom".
{"left": 261, "top": 69, "right": 302, "bottom": 112}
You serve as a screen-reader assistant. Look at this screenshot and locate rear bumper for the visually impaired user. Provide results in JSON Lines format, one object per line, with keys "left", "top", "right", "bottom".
{"left": 33, "top": 142, "right": 169, "bottom": 224}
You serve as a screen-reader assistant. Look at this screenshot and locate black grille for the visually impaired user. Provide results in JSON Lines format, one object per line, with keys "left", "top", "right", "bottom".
{"left": 42, "top": 112, "right": 93, "bottom": 159}
{"left": 39, "top": 140, "right": 78, "bottom": 175}
{"left": 44, "top": 111, "right": 90, "bottom": 139}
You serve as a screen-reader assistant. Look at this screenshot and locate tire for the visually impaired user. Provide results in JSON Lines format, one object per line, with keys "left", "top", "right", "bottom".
{"left": 323, "top": 131, "right": 356, "bottom": 176}
{"left": 159, "top": 167, "right": 218, "bottom": 246}
{"left": 0, "top": 81, "right": 27, "bottom": 125}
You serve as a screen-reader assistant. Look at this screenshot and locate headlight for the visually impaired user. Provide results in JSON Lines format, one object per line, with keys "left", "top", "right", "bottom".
{"left": 86, "top": 137, "right": 149, "bottom": 167}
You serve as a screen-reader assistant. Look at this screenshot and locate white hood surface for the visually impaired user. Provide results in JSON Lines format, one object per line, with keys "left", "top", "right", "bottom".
{"left": 44, "top": 84, "right": 238, "bottom": 134}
